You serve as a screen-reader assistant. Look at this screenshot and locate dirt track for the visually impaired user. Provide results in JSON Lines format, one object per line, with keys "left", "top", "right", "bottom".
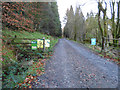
{"left": 32, "top": 38, "right": 118, "bottom": 88}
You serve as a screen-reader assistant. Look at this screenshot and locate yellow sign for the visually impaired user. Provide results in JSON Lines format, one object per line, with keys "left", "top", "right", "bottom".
{"left": 37, "top": 39, "right": 50, "bottom": 48}
{"left": 37, "top": 39, "right": 43, "bottom": 48}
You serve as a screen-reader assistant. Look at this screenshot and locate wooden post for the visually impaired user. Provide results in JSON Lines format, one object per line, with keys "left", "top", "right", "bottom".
{"left": 13, "top": 35, "right": 18, "bottom": 60}
{"left": 43, "top": 37, "right": 45, "bottom": 52}
{"left": 118, "top": 38, "right": 120, "bottom": 47}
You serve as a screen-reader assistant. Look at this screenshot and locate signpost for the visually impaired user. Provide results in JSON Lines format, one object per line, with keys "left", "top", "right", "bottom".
{"left": 43, "top": 37, "right": 45, "bottom": 52}
{"left": 91, "top": 38, "right": 96, "bottom": 50}
{"left": 91, "top": 38, "right": 96, "bottom": 45}
{"left": 31, "top": 38, "right": 50, "bottom": 51}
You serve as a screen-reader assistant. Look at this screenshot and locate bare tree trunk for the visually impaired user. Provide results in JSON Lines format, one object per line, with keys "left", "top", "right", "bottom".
{"left": 116, "top": 2, "right": 120, "bottom": 47}
{"left": 112, "top": 2, "right": 116, "bottom": 46}
{"left": 110, "top": 2, "right": 119, "bottom": 47}
{"left": 103, "top": 7, "right": 107, "bottom": 48}
{"left": 98, "top": 4, "right": 104, "bottom": 52}
{"left": 119, "top": 2, "right": 120, "bottom": 38}
{"left": 98, "top": 1, "right": 108, "bottom": 53}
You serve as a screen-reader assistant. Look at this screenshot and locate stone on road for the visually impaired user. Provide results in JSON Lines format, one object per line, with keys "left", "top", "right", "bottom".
{"left": 32, "top": 39, "right": 118, "bottom": 88}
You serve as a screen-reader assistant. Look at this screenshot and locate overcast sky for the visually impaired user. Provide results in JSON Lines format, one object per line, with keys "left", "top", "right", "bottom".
{"left": 57, "top": 0, "right": 118, "bottom": 29}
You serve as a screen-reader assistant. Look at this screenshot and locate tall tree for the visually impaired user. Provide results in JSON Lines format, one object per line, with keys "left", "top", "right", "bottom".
{"left": 2, "top": 2, "right": 62, "bottom": 37}
{"left": 50, "top": 2, "right": 62, "bottom": 37}
{"left": 98, "top": 1, "right": 108, "bottom": 52}
{"left": 74, "top": 6, "right": 86, "bottom": 42}
{"left": 85, "top": 11, "right": 99, "bottom": 40}
{"left": 64, "top": 6, "right": 74, "bottom": 39}
{"left": 64, "top": 5, "right": 86, "bottom": 42}
{"left": 110, "top": 1, "right": 120, "bottom": 46}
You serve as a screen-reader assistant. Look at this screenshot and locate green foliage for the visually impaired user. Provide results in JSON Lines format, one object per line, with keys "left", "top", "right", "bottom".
{"left": 2, "top": 2, "right": 60, "bottom": 88}
{"left": 95, "top": 49, "right": 101, "bottom": 53}
{"left": 85, "top": 12, "right": 99, "bottom": 39}
{"left": 2, "top": 62, "right": 28, "bottom": 88}
{"left": 2, "top": 46, "right": 17, "bottom": 67}
{"left": 99, "top": 54, "right": 104, "bottom": 57}
{"left": 2, "top": 30, "right": 59, "bottom": 88}
{"left": 38, "top": 2, "right": 62, "bottom": 37}
{"left": 64, "top": 5, "right": 86, "bottom": 41}
{"left": 3, "top": 2, "right": 62, "bottom": 37}
{"left": 37, "top": 53, "right": 43, "bottom": 58}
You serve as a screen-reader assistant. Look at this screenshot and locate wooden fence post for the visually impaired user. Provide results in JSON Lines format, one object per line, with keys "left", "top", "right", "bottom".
{"left": 43, "top": 37, "right": 45, "bottom": 52}
{"left": 118, "top": 38, "right": 120, "bottom": 47}
{"left": 13, "top": 35, "right": 18, "bottom": 60}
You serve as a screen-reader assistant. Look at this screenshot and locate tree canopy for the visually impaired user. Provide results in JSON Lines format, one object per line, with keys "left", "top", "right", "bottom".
{"left": 64, "top": 5, "right": 86, "bottom": 42}
{"left": 2, "top": 2, "right": 62, "bottom": 37}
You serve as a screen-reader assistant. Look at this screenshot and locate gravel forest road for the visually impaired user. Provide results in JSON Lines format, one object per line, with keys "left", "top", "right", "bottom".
{"left": 33, "top": 38, "right": 118, "bottom": 88}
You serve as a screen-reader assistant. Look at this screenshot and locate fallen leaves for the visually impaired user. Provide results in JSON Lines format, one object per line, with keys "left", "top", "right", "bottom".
{"left": 16, "top": 52, "right": 53, "bottom": 88}
{"left": 97, "top": 53, "right": 120, "bottom": 64}
{"left": 29, "top": 86, "right": 32, "bottom": 88}
{"left": 24, "top": 78, "right": 30, "bottom": 83}
{"left": 18, "top": 83, "right": 22, "bottom": 86}
{"left": 17, "top": 59, "right": 45, "bottom": 88}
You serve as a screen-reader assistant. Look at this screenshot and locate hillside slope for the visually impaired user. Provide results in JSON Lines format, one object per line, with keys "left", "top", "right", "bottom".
{"left": 2, "top": 29, "right": 59, "bottom": 88}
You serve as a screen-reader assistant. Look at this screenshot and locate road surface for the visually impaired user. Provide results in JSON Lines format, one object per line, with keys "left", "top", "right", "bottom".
{"left": 32, "top": 39, "right": 118, "bottom": 88}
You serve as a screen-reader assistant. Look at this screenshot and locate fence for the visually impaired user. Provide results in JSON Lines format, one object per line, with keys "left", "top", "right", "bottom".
{"left": 2, "top": 36, "right": 49, "bottom": 61}
{"left": 83, "top": 38, "right": 120, "bottom": 58}
{"left": 83, "top": 38, "right": 120, "bottom": 47}
{"left": 104, "top": 38, "right": 120, "bottom": 46}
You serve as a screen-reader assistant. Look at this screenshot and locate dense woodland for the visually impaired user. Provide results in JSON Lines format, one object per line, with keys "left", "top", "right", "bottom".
{"left": 2, "top": 2, "right": 62, "bottom": 88}
{"left": 1, "top": 1, "right": 120, "bottom": 88}
{"left": 64, "top": 1, "right": 120, "bottom": 52}
{"left": 64, "top": 6, "right": 86, "bottom": 42}
{"left": 2, "top": 2, "right": 62, "bottom": 37}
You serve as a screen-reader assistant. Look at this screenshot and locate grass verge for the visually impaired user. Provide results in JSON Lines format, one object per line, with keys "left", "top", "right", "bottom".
{"left": 67, "top": 38, "right": 120, "bottom": 65}
{"left": 2, "top": 30, "right": 59, "bottom": 88}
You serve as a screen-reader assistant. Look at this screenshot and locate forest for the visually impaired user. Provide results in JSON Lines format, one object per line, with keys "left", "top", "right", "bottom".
{"left": 1, "top": 2, "right": 61, "bottom": 88}
{"left": 0, "top": 1, "right": 120, "bottom": 89}
{"left": 2, "top": 2, "right": 62, "bottom": 37}
{"left": 64, "top": 1, "right": 120, "bottom": 54}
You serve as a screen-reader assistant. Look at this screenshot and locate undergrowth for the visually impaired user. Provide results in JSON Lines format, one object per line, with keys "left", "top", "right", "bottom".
{"left": 2, "top": 29, "right": 59, "bottom": 88}
{"left": 68, "top": 38, "right": 120, "bottom": 64}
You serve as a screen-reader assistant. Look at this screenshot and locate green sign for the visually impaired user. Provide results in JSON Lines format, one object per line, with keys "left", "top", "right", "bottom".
{"left": 31, "top": 40, "right": 37, "bottom": 50}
